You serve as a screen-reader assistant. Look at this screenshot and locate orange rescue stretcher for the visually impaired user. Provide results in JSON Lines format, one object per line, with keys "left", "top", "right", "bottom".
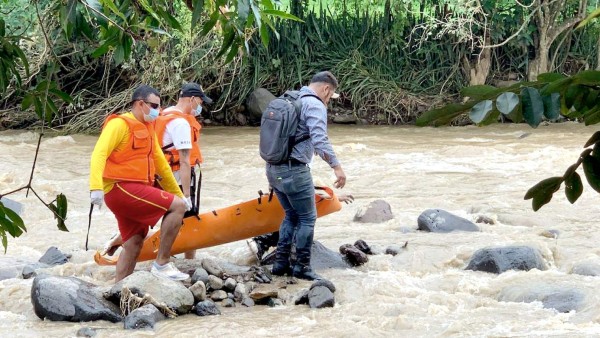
{"left": 94, "top": 187, "right": 342, "bottom": 266}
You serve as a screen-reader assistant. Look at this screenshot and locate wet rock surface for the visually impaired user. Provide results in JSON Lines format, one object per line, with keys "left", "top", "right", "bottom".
{"left": 354, "top": 200, "right": 394, "bottom": 223}
{"left": 194, "top": 300, "right": 221, "bottom": 316}
{"left": 38, "top": 246, "right": 69, "bottom": 266}
{"left": 107, "top": 271, "right": 194, "bottom": 315}
{"left": 31, "top": 275, "right": 121, "bottom": 323}
{"left": 418, "top": 209, "right": 480, "bottom": 233}
{"left": 465, "top": 246, "right": 547, "bottom": 274}
{"left": 124, "top": 304, "right": 165, "bottom": 330}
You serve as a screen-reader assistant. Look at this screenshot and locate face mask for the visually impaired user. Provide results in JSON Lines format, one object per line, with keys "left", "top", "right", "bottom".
{"left": 194, "top": 104, "right": 203, "bottom": 117}
{"left": 144, "top": 108, "right": 160, "bottom": 122}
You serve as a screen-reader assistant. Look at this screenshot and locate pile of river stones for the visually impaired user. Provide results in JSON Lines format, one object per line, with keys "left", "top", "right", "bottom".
{"left": 11, "top": 199, "right": 595, "bottom": 334}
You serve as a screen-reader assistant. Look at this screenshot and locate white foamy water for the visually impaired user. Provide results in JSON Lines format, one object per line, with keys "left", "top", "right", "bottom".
{"left": 1, "top": 123, "right": 600, "bottom": 337}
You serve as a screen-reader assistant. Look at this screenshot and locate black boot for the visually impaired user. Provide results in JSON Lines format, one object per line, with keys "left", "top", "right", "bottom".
{"left": 271, "top": 261, "right": 292, "bottom": 276}
{"left": 292, "top": 265, "right": 321, "bottom": 281}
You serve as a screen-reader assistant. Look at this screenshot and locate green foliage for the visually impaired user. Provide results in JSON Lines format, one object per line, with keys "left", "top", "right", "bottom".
{"left": 0, "top": 201, "right": 26, "bottom": 253}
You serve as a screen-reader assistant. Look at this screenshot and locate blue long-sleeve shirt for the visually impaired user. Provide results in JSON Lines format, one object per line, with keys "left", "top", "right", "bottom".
{"left": 290, "top": 86, "right": 340, "bottom": 168}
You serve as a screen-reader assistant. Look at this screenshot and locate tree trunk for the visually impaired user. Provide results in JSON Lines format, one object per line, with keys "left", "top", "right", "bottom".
{"left": 597, "top": 36, "right": 600, "bottom": 70}
{"left": 463, "top": 36, "right": 492, "bottom": 86}
{"left": 527, "top": 0, "right": 588, "bottom": 80}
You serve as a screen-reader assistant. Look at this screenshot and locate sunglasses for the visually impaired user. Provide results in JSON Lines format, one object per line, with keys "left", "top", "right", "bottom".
{"left": 140, "top": 100, "right": 160, "bottom": 109}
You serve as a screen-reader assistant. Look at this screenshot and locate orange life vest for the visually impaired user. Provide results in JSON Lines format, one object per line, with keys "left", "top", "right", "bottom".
{"left": 102, "top": 114, "right": 156, "bottom": 185}
{"left": 154, "top": 108, "right": 203, "bottom": 171}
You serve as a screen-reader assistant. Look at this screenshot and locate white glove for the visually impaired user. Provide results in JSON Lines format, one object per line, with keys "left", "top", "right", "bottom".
{"left": 90, "top": 190, "right": 104, "bottom": 209}
{"left": 183, "top": 196, "right": 193, "bottom": 212}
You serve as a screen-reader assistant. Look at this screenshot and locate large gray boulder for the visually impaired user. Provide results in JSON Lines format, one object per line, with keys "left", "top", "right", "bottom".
{"left": 498, "top": 285, "right": 585, "bottom": 313}
{"left": 312, "top": 241, "right": 351, "bottom": 270}
{"left": 38, "top": 246, "right": 69, "bottom": 266}
{"left": 123, "top": 304, "right": 165, "bottom": 330}
{"left": 107, "top": 271, "right": 194, "bottom": 314}
{"left": 571, "top": 261, "right": 600, "bottom": 276}
{"left": 465, "top": 246, "right": 547, "bottom": 274}
{"left": 246, "top": 88, "right": 276, "bottom": 122}
{"left": 31, "top": 275, "right": 122, "bottom": 322}
{"left": 308, "top": 286, "right": 335, "bottom": 308}
{"left": 418, "top": 209, "right": 479, "bottom": 232}
{"left": 354, "top": 200, "right": 393, "bottom": 223}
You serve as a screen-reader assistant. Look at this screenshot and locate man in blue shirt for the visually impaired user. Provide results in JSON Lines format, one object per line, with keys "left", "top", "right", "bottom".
{"left": 266, "top": 71, "right": 347, "bottom": 280}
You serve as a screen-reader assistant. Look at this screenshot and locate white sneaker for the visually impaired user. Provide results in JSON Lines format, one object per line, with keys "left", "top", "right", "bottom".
{"left": 151, "top": 262, "right": 189, "bottom": 281}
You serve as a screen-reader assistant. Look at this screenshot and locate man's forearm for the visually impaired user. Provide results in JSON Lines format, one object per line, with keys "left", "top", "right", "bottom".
{"left": 179, "top": 149, "right": 191, "bottom": 197}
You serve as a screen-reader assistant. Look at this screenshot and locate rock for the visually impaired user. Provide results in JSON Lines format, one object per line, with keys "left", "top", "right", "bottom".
{"left": 189, "top": 281, "right": 207, "bottom": 302}
{"left": 235, "top": 113, "right": 247, "bottom": 126}
{"left": 310, "top": 279, "right": 336, "bottom": 293}
{"left": 385, "top": 243, "right": 408, "bottom": 256}
{"left": 308, "top": 286, "right": 335, "bottom": 308}
{"left": 249, "top": 284, "right": 279, "bottom": 301}
{"left": 539, "top": 229, "right": 560, "bottom": 239}
{"left": 228, "top": 293, "right": 234, "bottom": 299}
{"left": 191, "top": 268, "right": 209, "bottom": 285}
{"left": 571, "top": 262, "right": 600, "bottom": 276}
{"left": 339, "top": 244, "right": 369, "bottom": 266}
{"left": 223, "top": 277, "right": 237, "bottom": 292}
{"left": 311, "top": 241, "right": 351, "bottom": 270}
{"left": 241, "top": 296, "right": 255, "bottom": 307}
{"left": 76, "top": 327, "right": 97, "bottom": 337}
{"left": 268, "top": 298, "right": 283, "bottom": 307}
{"left": 234, "top": 283, "right": 247, "bottom": 300}
{"left": 498, "top": 285, "right": 585, "bottom": 313}
{"left": 465, "top": 246, "right": 547, "bottom": 274}
{"left": 293, "top": 289, "right": 310, "bottom": 305}
{"left": 123, "top": 304, "right": 165, "bottom": 330}
{"left": 221, "top": 298, "right": 235, "bottom": 307}
{"left": 108, "top": 271, "right": 194, "bottom": 315}
{"left": 202, "top": 259, "right": 224, "bottom": 278}
{"left": 475, "top": 215, "right": 495, "bottom": 224}
{"left": 31, "top": 275, "right": 121, "bottom": 322}
{"left": 354, "top": 200, "right": 393, "bottom": 223}
{"left": 333, "top": 114, "right": 358, "bottom": 124}
{"left": 353, "top": 239, "right": 372, "bottom": 255}
{"left": 207, "top": 275, "right": 223, "bottom": 290}
{"left": 194, "top": 300, "right": 221, "bottom": 316}
{"left": 22, "top": 263, "right": 49, "bottom": 279}
{"left": 38, "top": 247, "right": 69, "bottom": 266}
{"left": 417, "top": 209, "right": 480, "bottom": 233}
{"left": 246, "top": 88, "right": 276, "bottom": 122}
{"left": 210, "top": 290, "right": 228, "bottom": 301}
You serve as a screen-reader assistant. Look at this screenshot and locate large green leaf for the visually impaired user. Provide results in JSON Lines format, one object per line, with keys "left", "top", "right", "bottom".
{"left": 460, "top": 85, "right": 497, "bottom": 100}
{"left": 583, "top": 155, "right": 600, "bottom": 193}
{"left": 262, "top": 9, "right": 303, "bottom": 22}
{"left": 564, "top": 172, "right": 583, "bottom": 204}
{"left": 469, "top": 100, "right": 493, "bottom": 123}
{"left": 191, "top": 0, "right": 205, "bottom": 27}
{"left": 542, "top": 93, "right": 560, "bottom": 121}
{"left": 584, "top": 131, "right": 600, "bottom": 147}
{"left": 537, "top": 73, "right": 566, "bottom": 83}
{"left": 565, "top": 85, "right": 587, "bottom": 109}
{"left": 521, "top": 87, "right": 544, "bottom": 128}
{"left": 583, "top": 106, "right": 600, "bottom": 126}
{"left": 201, "top": 10, "right": 220, "bottom": 36}
{"left": 496, "top": 92, "right": 519, "bottom": 115}
{"left": 416, "top": 103, "right": 471, "bottom": 126}
{"left": 573, "top": 70, "right": 600, "bottom": 86}
{"left": 524, "top": 176, "right": 563, "bottom": 211}
{"left": 540, "top": 77, "right": 574, "bottom": 96}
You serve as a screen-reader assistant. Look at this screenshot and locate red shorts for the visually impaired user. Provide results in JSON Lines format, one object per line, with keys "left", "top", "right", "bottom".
{"left": 105, "top": 182, "right": 175, "bottom": 243}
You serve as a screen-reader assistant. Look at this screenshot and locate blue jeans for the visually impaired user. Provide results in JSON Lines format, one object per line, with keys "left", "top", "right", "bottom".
{"left": 266, "top": 163, "right": 316, "bottom": 269}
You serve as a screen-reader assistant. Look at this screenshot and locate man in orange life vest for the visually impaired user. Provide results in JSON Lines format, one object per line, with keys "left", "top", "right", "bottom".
{"left": 154, "top": 83, "right": 212, "bottom": 259}
{"left": 89, "top": 85, "right": 192, "bottom": 282}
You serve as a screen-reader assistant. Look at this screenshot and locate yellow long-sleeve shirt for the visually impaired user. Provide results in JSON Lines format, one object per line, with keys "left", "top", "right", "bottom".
{"left": 89, "top": 112, "right": 184, "bottom": 198}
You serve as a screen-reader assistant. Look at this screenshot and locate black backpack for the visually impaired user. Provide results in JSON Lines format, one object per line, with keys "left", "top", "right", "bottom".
{"left": 259, "top": 91, "right": 320, "bottom": 164}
